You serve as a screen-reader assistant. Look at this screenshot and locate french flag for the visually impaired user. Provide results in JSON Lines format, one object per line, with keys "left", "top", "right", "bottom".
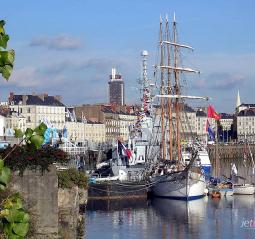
{"left": 117, "top": 140, "right": 132, "bottom": 159}
{"left": 206, "top": 120, "right": 215, "bottom": 141}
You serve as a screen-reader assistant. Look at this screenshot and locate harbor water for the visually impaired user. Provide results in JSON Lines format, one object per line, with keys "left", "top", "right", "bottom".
{"left": 85, "top": 196, "right": 255, "bottom": 239}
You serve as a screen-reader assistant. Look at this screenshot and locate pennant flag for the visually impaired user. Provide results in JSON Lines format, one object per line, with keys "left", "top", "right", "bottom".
{"left": 207, "top": 105, "right": 221, "bottom": 120}
{"left": 117, "top": 140, "right": 132, "bottom": 159}
{"left": 206, "top": 120, "right": 215, "bottom": 141}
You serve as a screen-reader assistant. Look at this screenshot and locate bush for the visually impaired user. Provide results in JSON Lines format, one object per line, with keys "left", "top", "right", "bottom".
{"left": 0, "top": 145, "right": 69, "bottom": 175}
{"left": 57, "top": 168, "right": 88, "bottom": 189}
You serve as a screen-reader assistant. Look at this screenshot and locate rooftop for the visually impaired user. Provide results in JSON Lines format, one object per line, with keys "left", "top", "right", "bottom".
{"left": 237, "top": 109, "right": 255, "bottom": 117}
{"left": 196, "top": 110, "right": 207, "bottom": 117}
{"left": 9, "top": 93, "right": 65, "bottom": 107}
{"left": 220, "top": 113, "right": 234, "bottom": 119}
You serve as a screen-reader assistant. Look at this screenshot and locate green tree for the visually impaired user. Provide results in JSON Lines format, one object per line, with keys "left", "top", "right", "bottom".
{"left": 0, "top": 20, "right": 15, "bottom": 80}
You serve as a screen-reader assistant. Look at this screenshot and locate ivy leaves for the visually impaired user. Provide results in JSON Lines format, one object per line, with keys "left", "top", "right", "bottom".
{"left": 0, "top": 19, "right": 29, "bottom": 239}
{"left": 0, "top": 20, "right": 9, "bottom": 48}
{"left": 14, "top": 122, "right": 47, "bottom": 149}
{"left": 0, "top": 20, "right": 15, "bottom": 80}
{"left": 0, "top": 158, "right": 29, "bottom": 239}
{"left": 0, "top": 194, "right": 30, "bottom": 238}
{"left": 0, "top": 159, "right": 11, "bottom": 191}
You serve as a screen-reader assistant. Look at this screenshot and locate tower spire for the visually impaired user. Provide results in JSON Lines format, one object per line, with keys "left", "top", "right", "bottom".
{"left": 236, "top": 90, "right": 241, "bottom": 108}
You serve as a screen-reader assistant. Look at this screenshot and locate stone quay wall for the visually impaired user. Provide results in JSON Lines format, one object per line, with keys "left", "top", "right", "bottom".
{"left": 11, "top": 165, "right": 59, "bottom": 239}
{"left": 10, "top": 166, "right": 87, "bottom": 238}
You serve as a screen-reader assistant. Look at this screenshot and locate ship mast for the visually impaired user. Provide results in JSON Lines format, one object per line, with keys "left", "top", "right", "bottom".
{"left": 166, "top": 15, "right": 173, "bottom": 161}
{"left": 155, "top": 14, "right": 201, "bottom": 162}
{"left": 173, "top": 14, "right": 182, "bottom": 161}
{"left": 160, "top": 16, "right": 166, "bottom": 161}
{"left": 141, "top": 50, "right": 150, "bottom": 114}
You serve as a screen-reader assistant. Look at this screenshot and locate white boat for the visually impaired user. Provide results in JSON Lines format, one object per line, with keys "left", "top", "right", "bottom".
{"left": 233, "top": 184, "right": 255, "bottom": 195}
{"left": 182, "top": 142, "right": 211, "bottom": 178}
{"left": 232, "top": 136, "right": 255, "bottom": 195}
{"left": 148, "top": 15, "right": 207, "bottom": 200}
{"left": 151, "top": 167, "right": 206, "bottom": 200}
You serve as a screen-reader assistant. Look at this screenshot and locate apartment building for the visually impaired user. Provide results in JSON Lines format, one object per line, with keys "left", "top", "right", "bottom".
{"left": 8, "top": 92, "right": 65, "bottom": 130}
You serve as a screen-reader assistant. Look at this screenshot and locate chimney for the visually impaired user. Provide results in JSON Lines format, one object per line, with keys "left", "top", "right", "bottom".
{"left": 111, "top": 104, "right": 117, "bottom": 112}
{"left": 38, "top": 93, "right": 45, "bottom": 101}
{"left": 127, "top": 106, "right": 131, "bottom": 114}
{"left": 54, "top": 95, "right": 62, "bottom": 103}
{"left": 8, "top": 92, "right": 14, "bottom": 104}
{"left": 22, "top": 95, "right": 28, "bottom": 105}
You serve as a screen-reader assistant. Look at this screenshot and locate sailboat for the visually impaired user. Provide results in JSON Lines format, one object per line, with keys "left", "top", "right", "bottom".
{"left": 232, "top": 135, "right": 255, "bottom": 195}
{"left": 148, "top": 15, "right": 207, "bottom": 200}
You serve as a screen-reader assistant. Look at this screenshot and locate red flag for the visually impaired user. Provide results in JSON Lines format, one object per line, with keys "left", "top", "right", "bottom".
{"left": 207, "top": 105, "right": 221, "bottom": 120}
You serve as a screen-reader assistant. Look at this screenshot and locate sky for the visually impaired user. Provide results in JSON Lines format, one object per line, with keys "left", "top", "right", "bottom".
{"left": 1, "top": 0, "right": 255, "bottom": 113}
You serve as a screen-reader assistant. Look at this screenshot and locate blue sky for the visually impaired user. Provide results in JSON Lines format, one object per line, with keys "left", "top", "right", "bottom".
{"left": 1, "top": 0, "right": 255, "bottom": 112}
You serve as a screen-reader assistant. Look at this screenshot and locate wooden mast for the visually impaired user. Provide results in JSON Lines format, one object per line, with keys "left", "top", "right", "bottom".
{"left": 173, "top": 14, "right": 181, "bottom": 161}
{"left": 166, "top": 16, "right": 173, "bottom": 161}
{"left": 154, "top": 14, "right": 200, "bottom": 161}
{"left": 160, "top": 16, "right": 166, "bottom": 161}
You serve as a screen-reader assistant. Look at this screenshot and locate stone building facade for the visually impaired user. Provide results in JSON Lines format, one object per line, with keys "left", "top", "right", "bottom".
{"left": 8, "top": 92, "right": 65, "bottom": 130}
{"left": 65, "top": 121, "right": 105, "bottom": 143}
{"left": 236, "top": 108, "right": 255, "bottom": 141}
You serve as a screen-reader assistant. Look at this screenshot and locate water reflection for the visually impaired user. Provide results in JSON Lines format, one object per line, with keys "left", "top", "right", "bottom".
{"left": 86, "top": 199, "right": 154, "bottom": 239}
{"left": 233, "top": 195, "right": 255, "bottom": 209}
{"left": 87, "top": 198, "right": 148, "bottom": 211}
{"left": 86, "top": 196, "right": 255, "bottom": 239}
{"left": 152, "top": 197, "right": 206, "bottom": 222}
{"left": 151, "top": 198, "right": 207, "bottom": 239}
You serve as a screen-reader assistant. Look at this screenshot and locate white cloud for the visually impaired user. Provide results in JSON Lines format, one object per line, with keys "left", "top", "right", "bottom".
{"left": 8, "top": 67, "right": 41, "bottom": 87}
{"left": 211, "top": 73, "right": 245, "bottom": 90}
{"left": 30, "top": 35, "right": 82, "bottom": 50}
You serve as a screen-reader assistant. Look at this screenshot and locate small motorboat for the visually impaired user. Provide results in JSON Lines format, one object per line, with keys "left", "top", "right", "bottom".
{"left": 211, "top": 190, "right": 221, "bottom": 199}
{"left": 233, "top": 184, "right": 255, "bottom": 195}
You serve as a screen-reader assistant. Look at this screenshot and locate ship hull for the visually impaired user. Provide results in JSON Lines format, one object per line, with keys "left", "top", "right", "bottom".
{"left": 151, "top": 169, "right": 206, "bottom": 200}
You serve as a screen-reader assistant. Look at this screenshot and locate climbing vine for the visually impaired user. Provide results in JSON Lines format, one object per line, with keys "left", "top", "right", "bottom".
{"left": 0, "top": 20, "right": 15, "bottom": 80}
{"left": 0, "top": 122, "right": 48, "bottom": 238}
{"left": 0, "top": 20, "right": 30, "bottom": 239}
{"left": 0, "top": 167, "right": 29, "bottom": 239}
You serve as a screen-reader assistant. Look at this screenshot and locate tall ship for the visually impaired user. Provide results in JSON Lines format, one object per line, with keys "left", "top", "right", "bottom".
{"left": 147, "top": 15, "right": 207, "bottom": 200}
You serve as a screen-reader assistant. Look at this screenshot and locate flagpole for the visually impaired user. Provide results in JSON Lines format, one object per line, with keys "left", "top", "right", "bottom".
{"left": 117, "top": 139, "right": 119, "bottom": 166}
{"left": 215, "top": 121, "right": 220, "bottom": 178}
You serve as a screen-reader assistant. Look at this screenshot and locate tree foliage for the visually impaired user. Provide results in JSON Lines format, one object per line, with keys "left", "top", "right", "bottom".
{"left": 0, "top": 20, "right": 15, "bottom": 80}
